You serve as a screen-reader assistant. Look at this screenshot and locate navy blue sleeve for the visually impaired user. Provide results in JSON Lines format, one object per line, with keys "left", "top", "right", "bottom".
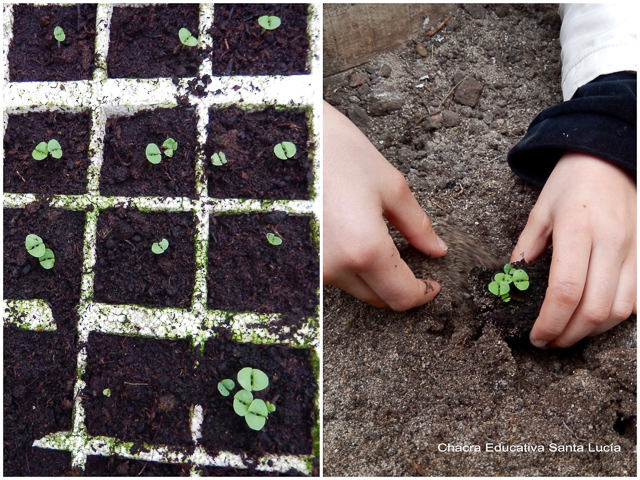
{"left": 507, "top": 72, "right": 637, "bottom": 187}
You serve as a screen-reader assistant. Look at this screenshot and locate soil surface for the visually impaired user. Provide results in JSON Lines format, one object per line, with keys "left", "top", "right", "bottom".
{"left": 93, "top": 208, "right": 196, "bottom": 309}
{"left": 207, "top": 213, "right": 318, "bottom": 324}
{"left": 100, "top": 107, "right": 198, "bottom": 199}
{"left": 107, "top": 4, "right": 204, "bottom": 79}
{"left": 8, "top": 4, "right": 97, "bottom": 82}
{"left": 85, "top": 455, "right": 190, "bottom": 476}
{"left": 204, "top": 105, "right": 312, "bottom": 200}
{"left": 4, "top": 111, "right": 93, "bottom": 195}
{"left": 210, "top": 4, "right": 310, "bottom": 76}
{"left": 323, "top": 4, "right": 636, "bottom": 476}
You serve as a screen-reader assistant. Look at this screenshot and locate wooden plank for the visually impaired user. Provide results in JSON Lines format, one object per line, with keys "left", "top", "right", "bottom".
{"left": 324, "top": 3, "right": 458, "bottom": 76}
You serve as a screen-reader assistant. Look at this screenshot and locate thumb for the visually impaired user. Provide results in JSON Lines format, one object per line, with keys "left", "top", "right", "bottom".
{"left": 382, "top": 177, "right": 448, "bottom": 258}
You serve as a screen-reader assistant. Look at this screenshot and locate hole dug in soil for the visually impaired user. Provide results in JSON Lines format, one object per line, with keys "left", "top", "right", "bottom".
{"left": 3, "top": 111, "right": 93, "bottom": 196}
{"left": 205, "top": 105, "right": 312, "bottom": 200}
{"left": 100, "top": 107, "right": 198, "bottom": 199}
{"left": 8, "top": 4, "right": 97, "bottom": 82}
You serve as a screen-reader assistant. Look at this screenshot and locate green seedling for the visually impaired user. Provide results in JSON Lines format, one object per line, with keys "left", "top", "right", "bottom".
{"left": 103, "top": 388, "right": 111, "bottom": 397}
{"left": 211, "top": 152, "right": 227, "bottom": 166}
{"left": 273, "top": 141, "right": 296, "bottom": 160}
{"left": 258, "top": 15, "right": 281, "bottom": 30}
{"left": 162, "top": 138, "right": 178, "bottom": 158}
{"left": 32, "top": 139, "right": 62, "bottom": 160}
{"left": 152, "top": 238, "right": 169, "bottom": 254}
{"left": 25, "top": 234, "right": 55, "bottom": 269}
{"left": 219, "top": 367, "right": 276, "bottom": 431}
{"left": 266, "top": 233, "right": 282, "bottom": 246}
{"left": 179, "top": 28, "right": 198, "bottom": 46}
{"left": 488, "top": 263, "right": 530, "bottom": 302}
{"left": 54, "top": 26, "right": 65, "bottom": 47}
{"left": 145, "top": 143, "right": 162, "bottom": 164}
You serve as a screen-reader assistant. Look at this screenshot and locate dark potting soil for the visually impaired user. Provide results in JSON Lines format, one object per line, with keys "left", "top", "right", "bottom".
{"left": 210, "top": 4, "right": 310, "bottom": 76}
{"left": 202, "top": 466, "right": 307, "bottom": 476}
{"left": 100, "top": 107, "right": 198, "bottom": 199}
{"left": 83, "top": 332, "right": 198, "bottom": 451}
{"left": 8, "top": 4, "right": 97, "bottom": 82}
{"left": 3, "top": 326, "right": 77, "bottom": 477}
{"left": 207, "top": 213, "right": 318, "bottom": 323}
{"left": 85, "top": 455, "right": 190, "bottom": 476}
{"left": 3, "top": 204, "right": 86, "bottom": 332}
{"left": 205, "top": 105, "right": 312, "bottom": 200}
{"left": 3, "top": 111, "right": 93, "bottom": 195}
{"left": 93, "top": 209, "right": 196, "bottom": 309}
{"left": 469, "top": 253, "right": 552, "bottom": 339}
{"left": 196, "top": 333, "right": 317, "bottom": 457}
{"left": 107, "top": 4, "right": 204, "bottom": 79}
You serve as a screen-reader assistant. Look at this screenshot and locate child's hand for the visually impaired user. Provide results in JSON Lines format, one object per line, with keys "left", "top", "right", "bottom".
{"left": 511, "top": 151, "right": 637, "bottom": 348}
{"left": 323, "top": 101, "right": 448, "bottom": 310}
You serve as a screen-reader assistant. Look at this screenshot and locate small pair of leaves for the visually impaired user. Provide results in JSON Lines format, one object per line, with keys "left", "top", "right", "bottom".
{"left": 54, "top": 26, "right": 65, "bottom": 42}
{"left": 218, "top": 378, "right": 235, "bottom": 396}
{"left": 233, "top": 390, "right": 270, "bottom": 431}
{"left": 24, "top": 234, "right": 55, "bottom": 269}
{"left": 32, "top": 139, "right": 62, "bottom": 160}
{"left": 274, "top": 141, "right": 296, "bottom": 160}
{"left": 266, "top": 233, "right": 282, "bottom": 246}
{"left": 152, "top": 238, "right": 169, "bottom": 254}
{"left": 258, "top": 15, "right": 281, "bottom": 30}
{"left": 212, "top": 152, "right": 227, "bottom": 166}
{"left": 237, "top": 367, "right": 269, "bottom": 392}
{"left": 511, "top": 269, "right": 530, "bottom": 291}
{"left": 146, "top": 139, "right": 177, "bottom": 164}
{"left": 179, "top": 28, "right": 198, "bottom": 46}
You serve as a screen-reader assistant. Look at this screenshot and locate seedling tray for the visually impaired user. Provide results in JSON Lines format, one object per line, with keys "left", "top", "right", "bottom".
{"left": 3, "top": 3, "right": 321, "bottom": 476}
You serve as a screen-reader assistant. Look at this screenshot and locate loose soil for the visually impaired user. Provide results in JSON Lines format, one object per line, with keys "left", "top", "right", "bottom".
{"left": 204, "top": 105, "right": 312, "bottom": 200}
{"left": 85, "top": 455, "right": 190, "bottom": 476}
{"left": 100, "top": 107, "right": 198, "bottom": 199}
{"left": 210, "top": 4, "right": 310, "bottom": 76}
{"left": 3, "top": 204, "right": 86, "bottom": 332}
{"left": 93, "top": 208, "right": 196, "bottom": 309}
{"left": 83, "top": 332, "right": 198, "bottom": 450}
{"left": 107, "top": 4, "right": 204, "bottom": 79}
{"left": 323, "top": 4, "right": 636, "bottom": 476}
{"left": 207, "top": 213, "right": 318, "bottom": 324}
{"left": 196, "top": 332, "right": 317, "bottom": 457}
{"left": 3, "top": 111, "right": 93, "bottom": 196}
{"left": 8, "top": 4, "right": 97, "bottom": 82}
{"left": 3, "top": 326, "right": 78, "bottom": 477}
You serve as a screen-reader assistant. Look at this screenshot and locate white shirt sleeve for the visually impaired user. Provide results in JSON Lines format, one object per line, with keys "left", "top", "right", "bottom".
{"left": 559, "top": 3, "right": 637, "bottom": 101}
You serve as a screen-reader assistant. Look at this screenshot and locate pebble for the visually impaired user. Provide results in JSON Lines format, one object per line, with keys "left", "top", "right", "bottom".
{"left": 415, "top": 42, "right": 428, "bottom": 57}
{"left": 368, "top": 90, "right": 405, "bottom": 116}
{"left": 379, "top": 64, "right": 392, "bottom": 77}
{"left": 454, "top": 76, "right": 483, "bottom": 107}
{"left": 349, "top": 72, "right": 369, "bottom": 88}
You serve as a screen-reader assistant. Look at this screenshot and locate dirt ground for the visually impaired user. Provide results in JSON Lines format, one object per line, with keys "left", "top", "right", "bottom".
{"left": 322, "top": 4, "right": 636, "bottom": 476}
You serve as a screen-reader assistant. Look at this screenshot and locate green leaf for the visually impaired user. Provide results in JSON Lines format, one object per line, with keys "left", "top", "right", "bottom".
{"left": 32, "top": 141, "right": 49, "bottom": 160}
{"left": 246, "top": 399, "right": 269, "bottom": 430}
{"left": 494, "top": 273, "right": 506, "bottom": 282}
{"left": 514, "top": 280, "right": 530, "bottom": 291}
{"left": 511, "top": 269, "right": 529, "bottom": 282}
{"left": 48, "top": 139, "right": 62, "bottom": 159}
{"left": 274, "top": 141, "right": 297, "bottom": 159}
{"left": 266, "top": 401, "right": 276, "bottom": 413}
{"left": 53, "top": 26, "right": 65, "bottom": 42}
{"left": 258, "top": 15, "right": 281, "bottom": 30}
{"left": 499, "top": 281, "right": 510, "bottom": 295}
{"left": 162, "top": 138, "right": 177, "bottom": 157}
{"left": 152, "top": 238, "right": 168, "bottom": 254}
{"left": 503, "top": 264, "right": 513, "bottom": 275}
{"left": 211, "top": 152, "right": 227, "bottom": 166}
{"left": 179, "top": 28, "right": 198, "bottom": 46}
{"left": 146, "top": 143, "right": 162, "bottom": 164}
{"left": 25, "top": 234, "right": 46, "bottom": 257}
{"left": 218, "top": 379, "right": 235, "bottom": 396}
{"left": 233, "top": 389, "right": 253, "bottom": 417}
{"left": 237, "top": 367, "right": 269, "bottom": 392}
{"left": 488, "top": 281, "right": 500, "bottom": 296}
{"left": 39, "top": 248, "right": 55, "bottom": 269}
{"left": 266, "top": 233, "right": 282, "bottom": 246}
{"left": 501, "top": 293, "right": 511, "bottom": 302}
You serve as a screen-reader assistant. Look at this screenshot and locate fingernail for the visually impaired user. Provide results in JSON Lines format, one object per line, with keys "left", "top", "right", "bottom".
{"left": 531, "top": 339, "right": 548, "bottom": 349}
{"left": 436, "top": 235, "right": 448, "bottom": 252}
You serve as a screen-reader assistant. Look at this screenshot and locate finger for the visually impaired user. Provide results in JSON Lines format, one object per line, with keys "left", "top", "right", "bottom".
{"left": 381, "top": 173, "right": 448, "bottom": 258}
{"left": 550, "top": 243, "right": 622, "bottom": 347}
{"left": 529, "top": 224, "right": 591, "bottom": 348}
{"left": 329, "top": 273, "right": 388, "bottom": 308}
{"left": 588, "top": 257, "right": 637, "bottom": 336}
{"left": 360, "top": 233, "right": 441, "bottom": 311}
{"left": 510, "top": 206, "right": 552, "bottom": 263}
